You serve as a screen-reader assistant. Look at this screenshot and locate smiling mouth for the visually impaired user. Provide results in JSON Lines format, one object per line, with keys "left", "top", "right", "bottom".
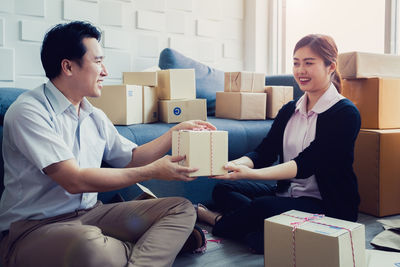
{"left": 298, "top": 78, "right": 311, "bottom": 85}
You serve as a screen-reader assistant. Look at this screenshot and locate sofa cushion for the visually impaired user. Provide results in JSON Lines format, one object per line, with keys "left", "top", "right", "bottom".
{"left": 158, "top": 48, "right": 224, "bottom": 116}
{"left": 0, "top": 88, "right": 28, "bottom": 125}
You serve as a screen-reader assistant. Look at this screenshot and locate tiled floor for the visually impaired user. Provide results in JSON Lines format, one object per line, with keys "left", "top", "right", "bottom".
{"left": 173, "top": 213, "right": 400, "bottom": 266}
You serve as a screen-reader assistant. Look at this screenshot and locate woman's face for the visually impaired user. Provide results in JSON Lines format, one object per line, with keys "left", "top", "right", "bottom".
{"left": 293, "top": 46, "right": 335, "bottom": 94}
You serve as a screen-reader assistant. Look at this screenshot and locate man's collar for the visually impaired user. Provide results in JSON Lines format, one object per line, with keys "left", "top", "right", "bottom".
{"left": 44, "top": 81, "right": 94, "bottom": 116}
{"left": 44, "top": 80, "right": 73, "bottom": 115}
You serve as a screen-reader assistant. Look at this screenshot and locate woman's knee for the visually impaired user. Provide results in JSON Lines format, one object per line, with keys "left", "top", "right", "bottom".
{"left": 212, "top": 181, "right": 236, "bottom": 201}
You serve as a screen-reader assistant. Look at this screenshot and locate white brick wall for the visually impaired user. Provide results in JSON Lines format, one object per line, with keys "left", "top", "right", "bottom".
{"left": 196, "top": 19, "right": 219, "bottom": 38}
{"left": 166, "top": 11, "right": 187, "bottom": 34}
{"left": 20, "top": 20, "right": 50, "bottom": 42}
{"left": 136, "top": 0, "right": 165, "bottom": 12}
{"left": 166, "top": 0, "right": 193, "bottom": 12}
{"left": 0, "top": 0, "right": 13, "bottom": 13}
{"left": 103, "top": 28, "right": 131, "bottom": 50}
{"left": 64, "top": 0, "right": 99, "bottom": 24}
{"left": 0, "top": 48, "right": 14, "bottom": 81}
{"left": 137, "top": 34, "right": 160, "bottom": 58}
{"left": 137, "top": 10, "right": 165, "bottom": 32}
{"left": 99, "top": 1, "right": 123, "bottom": 26}
{"left": 15, "top": 0, "right": 45, "bottom": 17}
{"left": 15, "top": 43, "right": 44, "bottom": 76}
{"left": 0, "top": 18, "right": 4, "bottom": 46}
{"left": 0, "top": 0, "right": 246, "bottom": 87}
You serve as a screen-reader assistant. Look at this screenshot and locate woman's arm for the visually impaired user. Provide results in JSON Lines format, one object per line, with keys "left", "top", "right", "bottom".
{"left": 213, "top": 160, "right": 297, "bottom": 181}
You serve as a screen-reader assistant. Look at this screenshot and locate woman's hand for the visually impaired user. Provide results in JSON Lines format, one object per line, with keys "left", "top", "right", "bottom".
{"left": 211, "top": 162, "right": 256, "bottom": 180}
{"left": 171, "top": 120, "right": 217, "bottom": 132}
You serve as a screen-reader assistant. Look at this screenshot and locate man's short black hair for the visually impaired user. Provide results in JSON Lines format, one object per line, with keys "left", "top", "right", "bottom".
{"left": 40, "top": 21, "right": 101, "bottom": 80}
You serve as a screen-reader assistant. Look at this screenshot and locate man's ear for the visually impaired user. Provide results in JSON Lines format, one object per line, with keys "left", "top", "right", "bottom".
{"left": 61, "top": 59, "right": 73, "bottom": 76}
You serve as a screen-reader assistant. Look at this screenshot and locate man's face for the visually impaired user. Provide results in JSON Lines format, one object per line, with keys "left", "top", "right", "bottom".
{"left": 72, "top": 37, "right": 108, "bottom": 98}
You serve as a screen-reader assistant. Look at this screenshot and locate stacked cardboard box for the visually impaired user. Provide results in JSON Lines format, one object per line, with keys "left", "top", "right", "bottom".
{"left": 217, "top": 72, "right": 293, "bottom": 120}
{"left": 338, "top": 51, "right": 400, "bottom": 216}
{"left": 88, "top": 72, "right": 159, "bottom": 125}
{"left": 156, "top": 69, "right": 206, "bottom": 123}
{"left": 88, "top": 69, "right": 207, "bottom": 125}
{"left": 216, "top": 72, "right": 267, "bottom": 120}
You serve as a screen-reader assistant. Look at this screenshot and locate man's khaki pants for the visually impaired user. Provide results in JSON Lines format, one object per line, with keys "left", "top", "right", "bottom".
{"left": 0, "top": 197, "right": 196, "bottom": 267}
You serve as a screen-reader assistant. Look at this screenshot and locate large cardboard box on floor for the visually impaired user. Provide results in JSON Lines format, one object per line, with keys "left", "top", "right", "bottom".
{"left": 224, "top": 71, "right": 265, "bottom": 92}
{"left": 264, "top": 86, "right": 293, "bottom": 119}
{"left": 142, "top": 86, "right": 158, "bottom": 123}
{"left": 88, "top": 85, "right": 142, "bottom": 125}
{"left": 172, "top": 130, "right": 228, "bottom": 177}
{"left": 264, "top": 210, "right": 366, "bottom": 267}
{"left": 338, "top": 51, "right": 400, "bottom": 79}
{"left": 156, "top": 69, "right": 196, "bottom": 100}
{"left": 158, "top": 99, "right": 207, "bottom": 123}
{"left": 342, "top": 78, "right": 400, "bottom": 129}
{"left": 215, "top": 92, "right": 266, "bottom": 120}
{"left": 123, "top": 71, "right": 158, "bottom": 86}
{"left": 353, "top": 129, "right": 400, "bottom": 217}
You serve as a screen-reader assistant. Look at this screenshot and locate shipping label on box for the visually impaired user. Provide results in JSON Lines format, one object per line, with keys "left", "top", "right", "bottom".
{"left": 264, "top": 86, "right": 293, "bottom": 119}
{"left": 338, "top": 51, "right": 400, "bottom": 79}
{"left": 354, "top": 129, "right": 400, "bottom": 217}
{"left": 342, "top": 77, "right": 400, "bottom": 129}
{"left": 224, "top": 71, "right": 265, "bottom": 92}
{"left": 123, "top": 71, "right": 158, "bottom": 86}
{"left": 142, "top": 86, "right": 158, "bottom": 123}
{"left": 264, "top": 210, "right": 366, "bottom": 267}
{"left": 88, "top": 85, "right": 143, "bottom": 125}
{"left": 156, "top": 69, "right": 196, "bottom": 100}
{"left": 172, "top": 130, "right": 228, "bottom": 177}
{"left": 158, "top": 99, "right": 207, "bottom": 123}
{"left": 215, "top": 92, "right": 266, "bottom": 120}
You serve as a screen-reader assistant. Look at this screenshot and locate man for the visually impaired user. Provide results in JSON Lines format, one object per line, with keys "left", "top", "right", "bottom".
{"left": 0, "top": 21, "right": 215, "bottom": 267}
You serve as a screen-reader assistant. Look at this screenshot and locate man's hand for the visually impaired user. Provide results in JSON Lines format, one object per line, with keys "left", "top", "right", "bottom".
{"left": 145, "top": 155, "right": 199, "bottom": 182}
{"left": 171, "top": 120, "right": 217, "bottom": 132}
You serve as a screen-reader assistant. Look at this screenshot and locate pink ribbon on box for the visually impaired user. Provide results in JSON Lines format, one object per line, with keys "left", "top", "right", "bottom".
{"left": 176, "top": 129, "right": 215, "bottom": 175}
{"left": 283, "top": 212, "right": 356, "bottom": 267}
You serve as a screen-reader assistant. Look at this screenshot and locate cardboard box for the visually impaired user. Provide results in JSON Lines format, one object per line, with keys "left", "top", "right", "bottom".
{"left": 342, "top": 78, "right": 400, "bottom": 129}
{"left": 353, "top": 129, "right": 400, "bottom": 217}
{"left": 338, "top": 51, "right": 400, "bottom": 79}
{"left": 264, "top": 210, "right": 366, "bottom": 267}
{"left": 224, "top": 72, "right": 265, "bottom": 92}
{"left": 156, "top": 69, "right": 196, "bottom": 100}
{"left": 88, "top": 85, "right": 142, "bottom": 125}
{"left": 215, "top": 92, "right": 266, "bottom": 120}
{"left": 172, "top": 130, "right": 228, "bottom": 177}
{"left": 123, "top": 71, "right": 158, "bottom": 86}
{"left": 366, "top": 249, "right": 400, "bottom": 267}
{"left": 142, "top": 86, "right": 158, "bottom": 123}
{"left": 264, "top": 86, "right": 293, "bottom": 119}
{"left": 158, "top": 99, "right": 207, "bottom": 123}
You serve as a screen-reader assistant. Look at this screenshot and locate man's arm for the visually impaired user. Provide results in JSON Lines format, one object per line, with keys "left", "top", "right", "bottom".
{"left": 44, "top": 155, "right": 198, "bottom": 194}
{"left": 126, "top": 120, "right": 216, "bottom": 167}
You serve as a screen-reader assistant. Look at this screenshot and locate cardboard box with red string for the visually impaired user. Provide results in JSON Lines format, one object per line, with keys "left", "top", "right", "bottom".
{"left": 172, "top": 130, "right": 228, "bottom": 177}
{"left": 264, "top": 210, "right": 366, "bottom": 267}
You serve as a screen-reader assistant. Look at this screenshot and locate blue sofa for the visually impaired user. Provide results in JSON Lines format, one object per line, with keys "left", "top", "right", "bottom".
{"left": 0, "top": 49, "right": 302, "bottom": 205}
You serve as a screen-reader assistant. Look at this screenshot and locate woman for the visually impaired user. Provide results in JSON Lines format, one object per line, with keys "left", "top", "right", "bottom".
{"left": 196, "top": 34, "right": 361, "bottom": 253}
